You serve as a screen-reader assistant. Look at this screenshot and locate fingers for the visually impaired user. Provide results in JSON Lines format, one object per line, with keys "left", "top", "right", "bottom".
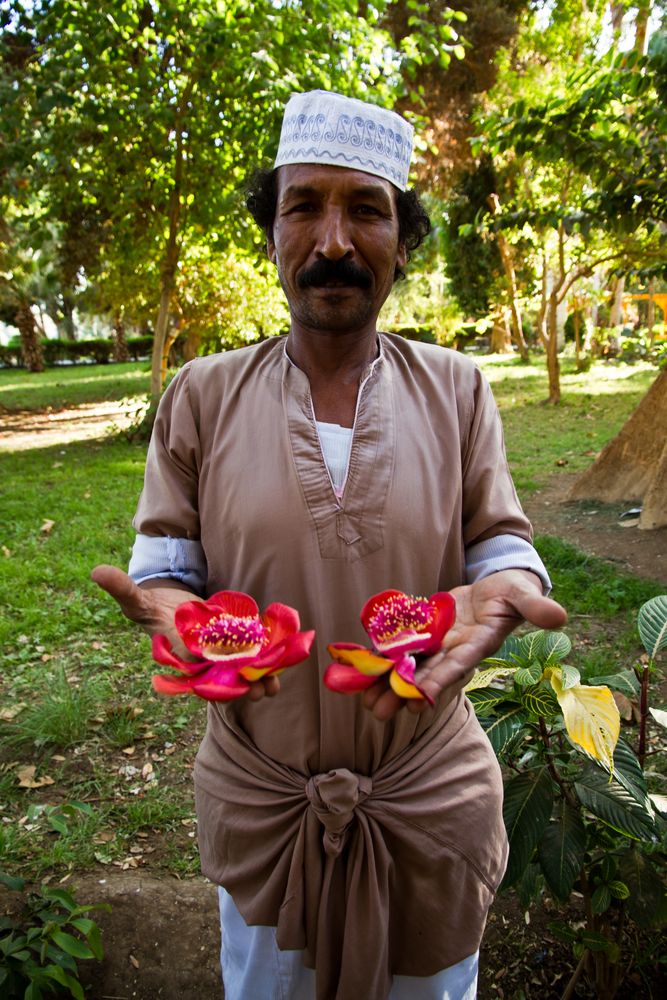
{"left": 517, "top": 592, "right": 567, "bottom": 630}
{"left": 91, "top": 564, "right": 149, "bottom": 620}
{"left": 247, "top": 675, "right": 281, "bottom": 701}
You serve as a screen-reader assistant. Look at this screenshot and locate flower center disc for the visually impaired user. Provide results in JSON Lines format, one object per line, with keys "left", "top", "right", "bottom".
{"left": 197, "top": 614, "right": 268, "bottom": 657}
{"left": 368, "top": 595, "right": 432, "bottom": 646}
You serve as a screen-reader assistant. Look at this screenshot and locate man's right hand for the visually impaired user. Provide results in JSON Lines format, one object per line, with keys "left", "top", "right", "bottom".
{"left": 91, "top": 564, "right": 199, "bottom": 655}
{"left": 90, "top": 565, "right": 280, "bottom": 700}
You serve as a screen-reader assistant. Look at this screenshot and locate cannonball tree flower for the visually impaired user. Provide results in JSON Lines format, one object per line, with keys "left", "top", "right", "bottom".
{"left": 325, "top": 589, "right": 456, "bottom": 704}
{"left": 151, "top": 590, "right": 315, "bottom": 701}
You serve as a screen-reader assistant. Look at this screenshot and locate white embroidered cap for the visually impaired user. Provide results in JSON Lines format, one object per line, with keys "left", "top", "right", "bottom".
{"left": 274, "top": 90, "right": 414, "bottom": 191}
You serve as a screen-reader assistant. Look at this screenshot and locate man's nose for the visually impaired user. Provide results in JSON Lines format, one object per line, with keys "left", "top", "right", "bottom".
{"left": 315, "top": 209, "right": 354, "bottom": 260}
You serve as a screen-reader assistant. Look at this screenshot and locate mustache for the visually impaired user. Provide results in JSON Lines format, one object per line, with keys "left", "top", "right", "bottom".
{"left": 297, "top": 259, "right": 372, "bottom": 290}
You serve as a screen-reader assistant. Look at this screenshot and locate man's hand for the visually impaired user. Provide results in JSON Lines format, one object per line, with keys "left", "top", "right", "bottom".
{"left": 363, "top": 569, "right": 567, "bottom": 721}
{"left": 91, "top": 565, "right": 280, "bottom": 701}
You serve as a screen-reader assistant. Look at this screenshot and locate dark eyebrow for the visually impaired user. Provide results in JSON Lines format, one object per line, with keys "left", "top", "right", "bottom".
{"left": 279, "top": 182, "right": 394, "bottom": 211}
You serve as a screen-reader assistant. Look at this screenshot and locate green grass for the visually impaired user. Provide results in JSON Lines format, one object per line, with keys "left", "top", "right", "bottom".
{"left": 0, "top": 361, "right": 151, "bottom": 412}
{"left": 0, "top": 354, "right": 664, "bottom": 881}
{"left": 476, "top": 354, "right": 656, "bottom": 494}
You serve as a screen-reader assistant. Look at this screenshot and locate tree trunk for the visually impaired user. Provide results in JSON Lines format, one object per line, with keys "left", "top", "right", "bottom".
{"left": 490, "top": 308, "right": 512, "bottom": 353}
{"left": 112, "top": 311, "right": 130, "bottom": 362}
{"left": 546, "top": 292, "right": 561, "bottom": 403}
{"left": 634, "top": 1, "right": 651, "bottom": 56}
{"left": 149, "top": 77, "right": 193, "bottom": 400}
{"left": 60, "top": 291, "right": 76, "bottom": 339}
{"left": 182, "top": 326, "right": 201, "bottom": 363}
{"left": 568, "top": 369, "right": 667, "bottom": 529}
{"left": 16, "top": 302, "right": 44, "bottom": 372}
{"left": 487, "top": 194, "right": 529, "bottom": 360}
{"left": 609, "top": 275, "right": 625, "bottom": 327}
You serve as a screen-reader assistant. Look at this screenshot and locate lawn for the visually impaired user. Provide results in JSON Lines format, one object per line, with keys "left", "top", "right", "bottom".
{"left": 0, "top": 353, "right": 663, "bottom": 883}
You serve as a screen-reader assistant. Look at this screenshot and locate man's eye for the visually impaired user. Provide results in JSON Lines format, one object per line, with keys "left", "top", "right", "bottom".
{"left": 289, "top": 202, "right": 316, "bottom": 213}
{"left": 355, "top": 204, "right": 382, "bottom": 216}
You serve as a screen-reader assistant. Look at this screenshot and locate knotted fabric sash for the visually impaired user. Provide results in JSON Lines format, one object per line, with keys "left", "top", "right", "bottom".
{"left": 194, "top": 697, "right": 508, "bottom": 1000}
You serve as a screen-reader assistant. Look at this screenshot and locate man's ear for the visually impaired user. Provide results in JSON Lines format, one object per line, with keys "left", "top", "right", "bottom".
{"left": 267, "top": 235, "right": 277, "bottom": 264}
{"left": 396, "top": 241, "right": 407, "bottom": 271}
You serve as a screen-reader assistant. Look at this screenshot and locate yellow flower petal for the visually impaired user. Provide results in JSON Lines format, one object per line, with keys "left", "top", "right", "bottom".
{"left": 389, "top": 670, "right": 425, "bottom": 700}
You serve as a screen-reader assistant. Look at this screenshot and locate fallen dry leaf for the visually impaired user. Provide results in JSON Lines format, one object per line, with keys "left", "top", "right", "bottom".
{"left": 0, "top": 703, "right": 27, "bottom": 721}
{"left": 141, "top": 763, "right": 154, "bottom": 780}
{"left": 40, "top": 519, "right": 56, "bottom": 535}
{"left": 613, "top": 691, "right": 634, "bottom": 721}
{"left": 129, "top": 955, "right": 140, "bottom": 969}
{"left": 17, "top": 765, "right": 55, "bottom": 789}
{"left": 122, "top": 746, "right": 136, "bottom": 756}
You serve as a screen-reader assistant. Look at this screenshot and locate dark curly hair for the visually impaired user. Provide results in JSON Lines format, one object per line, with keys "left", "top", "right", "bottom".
{"left": 245, "top": 167, "right": 431, "bottom": 281}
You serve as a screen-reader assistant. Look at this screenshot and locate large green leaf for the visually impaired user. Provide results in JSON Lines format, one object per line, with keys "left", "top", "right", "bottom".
{"left": 521, "top": 631, "right": 547, "bottom": 663}
{"left": 610, "top": 739, "right": 652, "bottom": 813}
{"left": 50, "top": 930, "right": 95, "bottom": 960}
{"left": 502, "top": 768, "right": 554, "bottom": 887}
{"left": 521, "top": 683, "right": 560, "bottom": 720}
{"left": 537, "top": 800, "right": 586, "bottom": 901}
{"left": 514, "top": 661, "right": 543, "bottom": 686}
{"left": 618, "top": 849, "right": 667, "bottom": 928}
{"left": 542, "top": 631, "right": 572, "bottom": 664}
{"left": 483, "top": 634, "right": 524, "bottom": 669}
{"left": 466, "top": 689, "right": 508, "bottom": 717}
{"left": 575, "top": 764, "right": 656, "bottom": 841}
{"left": 480, "top": 705, "right": 526, "bottom": 755}
{"left": 588, "top": 670, "right": 640, "bottom": 696}
{"left": 637, "top": 595, "right": 667, "bottom": 658}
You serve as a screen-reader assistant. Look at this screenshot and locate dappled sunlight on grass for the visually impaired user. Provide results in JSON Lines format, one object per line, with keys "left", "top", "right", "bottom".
{"left": 0, "top": 361, "right": 151, "bottom": 411}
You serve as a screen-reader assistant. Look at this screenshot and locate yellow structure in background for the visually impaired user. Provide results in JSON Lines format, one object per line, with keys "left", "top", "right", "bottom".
{"left": 622, "top": 293, "right": 667, "bottom": 340}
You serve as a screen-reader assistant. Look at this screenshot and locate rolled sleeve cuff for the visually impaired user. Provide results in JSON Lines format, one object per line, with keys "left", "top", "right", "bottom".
{"left": 128, "top": 534, "right": 207, "bottom": 595}
{"left": 465, "top": 534, "right": 551, "bottom": 594}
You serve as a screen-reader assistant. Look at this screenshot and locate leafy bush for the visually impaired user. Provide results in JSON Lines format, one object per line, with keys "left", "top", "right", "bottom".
{"left": 0, "top": 872, "right": 109, "bottom": 999}
{"left": 467, "top": 595, "right": 667, "bottom": 999}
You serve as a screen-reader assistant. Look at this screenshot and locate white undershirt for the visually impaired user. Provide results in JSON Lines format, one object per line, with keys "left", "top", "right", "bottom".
{"left": 315, "top": 420, "right": 353, "bottom": 497}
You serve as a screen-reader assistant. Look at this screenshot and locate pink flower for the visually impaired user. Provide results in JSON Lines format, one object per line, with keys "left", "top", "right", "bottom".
{"left": 151, "top": 590, "right": 315, "bottom": 701}
{"left": 324, "top": 589, "right": 456, "bottom": 704}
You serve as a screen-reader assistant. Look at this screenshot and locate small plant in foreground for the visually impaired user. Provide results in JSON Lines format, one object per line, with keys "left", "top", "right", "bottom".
{"left": 467, "top": 595, "right": 667, "bottom": 1000}
{"left": 0, "top": 872, "right": 109, "bottom": 999}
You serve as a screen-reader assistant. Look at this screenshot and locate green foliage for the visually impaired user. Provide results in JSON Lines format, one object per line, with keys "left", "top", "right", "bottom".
{"left": 6, "top": 666, "right": 111, "bottom": 750}
{"left": 0, "top": 873, "right": 109, "bottom": 999}
{"left": 470, "top": 605, "right": 667, "bottom": 998}
{"left": 441, "top": 156, "right": 503, "bottom": 316}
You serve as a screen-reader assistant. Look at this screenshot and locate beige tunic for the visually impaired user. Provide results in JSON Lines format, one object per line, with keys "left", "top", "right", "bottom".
{"left": 134, "top": 334, "right": 532, "bottom": 999}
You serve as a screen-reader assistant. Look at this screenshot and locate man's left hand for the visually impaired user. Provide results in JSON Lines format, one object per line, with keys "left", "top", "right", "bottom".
{"left": 363, "top": 570, "right": 567, "bottom": 721}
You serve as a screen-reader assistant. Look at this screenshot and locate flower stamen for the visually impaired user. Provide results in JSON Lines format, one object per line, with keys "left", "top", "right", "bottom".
{"left": 367, "top": 594, "right": 432, "bottom": 647}
{"left": 197, "top": 613, "right": 268, "bottom": 656}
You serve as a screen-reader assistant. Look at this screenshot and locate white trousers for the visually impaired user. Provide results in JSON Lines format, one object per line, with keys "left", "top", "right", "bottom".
{"left": 219, "top": 887, "right": 479, "bottom": 1000}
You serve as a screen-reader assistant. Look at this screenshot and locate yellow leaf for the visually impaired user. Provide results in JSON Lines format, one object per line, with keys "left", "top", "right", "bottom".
{"left": 40, "top": 519, "right": 56, "bottom": 535}
{"left": 464, "top": 666, "right": 516, "bottom": 692}
{"left": 549, "top": 668, "right": 620, "bottom": 770}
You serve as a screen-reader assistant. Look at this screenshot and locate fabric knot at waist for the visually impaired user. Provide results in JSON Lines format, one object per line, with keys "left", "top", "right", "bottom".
{"left": 306, "top": 768, "right": 372, "bottom": 857}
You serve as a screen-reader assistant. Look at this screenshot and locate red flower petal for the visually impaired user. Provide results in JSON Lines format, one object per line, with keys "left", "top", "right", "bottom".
{"left": 324, "top": 662, "right": 378, "bottom": 693}
{"left": 262, "top": 602, "right": 301, "bottom": 643}
{"left": 360, "top": 590, "right": 405, "bottom": 632}
{"left": 420, "top": 591, "right": 456, "bottom": 656}
{"left": 151, "top": 634, "right": 207, "bottom": 675}
{"left": 152, "top": 673, "right": 197, "bottom": 695}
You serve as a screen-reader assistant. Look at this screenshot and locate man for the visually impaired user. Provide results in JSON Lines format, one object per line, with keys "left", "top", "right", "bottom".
{"left": 93, "top": 91, "right": 566, "bottom": 1000}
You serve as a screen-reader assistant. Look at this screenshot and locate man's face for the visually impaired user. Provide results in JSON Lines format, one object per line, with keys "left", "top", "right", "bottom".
{"left": 267, "top": 164, "right": 407, "bottom": 336}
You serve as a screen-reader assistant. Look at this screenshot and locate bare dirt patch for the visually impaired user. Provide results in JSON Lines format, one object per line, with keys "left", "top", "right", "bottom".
{"left": 524, "top": 472, "right": 667, "bottom": 586}
{"left": 0, "top": 401, "right": 144, "bottom": 450}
